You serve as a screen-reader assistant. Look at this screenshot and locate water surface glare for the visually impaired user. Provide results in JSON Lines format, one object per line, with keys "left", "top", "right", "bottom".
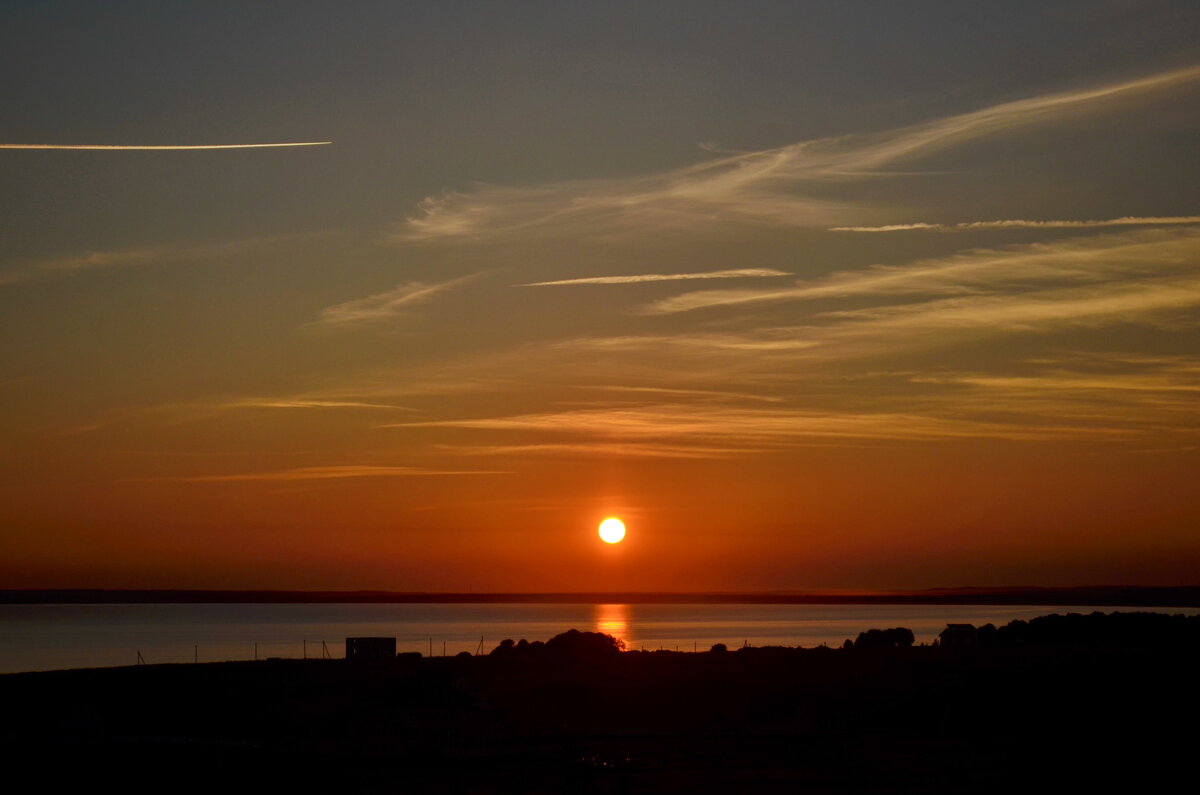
{"left": 2, "top": 602, "right": 1197, "bottom": 673}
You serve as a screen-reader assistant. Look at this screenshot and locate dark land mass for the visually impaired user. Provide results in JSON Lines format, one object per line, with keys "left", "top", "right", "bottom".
{"left": 2, "top": 612, "right": 1197, "bottom": 793}
{"left": 4, "top": 584, "right": 1200, "bottom": 606}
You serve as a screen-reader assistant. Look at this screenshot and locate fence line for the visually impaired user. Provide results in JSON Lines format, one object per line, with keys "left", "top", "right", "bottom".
{"left": 125, "top": 636, "right": 795, "bottom": 667}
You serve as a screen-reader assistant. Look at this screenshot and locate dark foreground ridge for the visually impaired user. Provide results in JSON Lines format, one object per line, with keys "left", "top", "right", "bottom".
{"left": 4, "top": 583, "right": 1200, "bottom": 605}
{"left": 3, "top": 612, "right": 1197, "bottom": 794}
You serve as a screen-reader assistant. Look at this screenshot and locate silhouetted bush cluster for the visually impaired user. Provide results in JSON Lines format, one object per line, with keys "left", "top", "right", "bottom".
{"left": 490, "top": 629, "right": 624, "bottom": 659}
{"left": 489, "top": 638, "right": 544, "bottom": 656}
{"left": 853, "top": 627, "right": 915, "bottom": 649}
{"left": 984, "top": 611, "right": 1200, "bottom": 648}
{"left": 484, "top": 612, "right": 1199, "bottom": 664}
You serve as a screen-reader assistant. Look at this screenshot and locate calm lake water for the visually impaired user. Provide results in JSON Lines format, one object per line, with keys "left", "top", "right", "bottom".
{"left": 2, "top": 602, "right": 1197, "bottom": 674}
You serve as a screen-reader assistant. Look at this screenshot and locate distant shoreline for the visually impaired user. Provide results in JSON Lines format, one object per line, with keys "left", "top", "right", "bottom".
{"left": 3, "top": 585, "right": 1198, "bottom": 607}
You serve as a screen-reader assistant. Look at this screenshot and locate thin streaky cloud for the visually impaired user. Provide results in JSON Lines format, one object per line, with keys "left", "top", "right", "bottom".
{"left": 440, "top": 442, "right": 757, "bottom": 459}
{"left": 551, "top": 333, "right": 819, "bottom": 352}
{"left": 39, "top": 234, "right": 307, "bottom": 270}
{"left": 520, "top": 268, "right": 791, "bottom": 287}
{"left": 897, "top": 359, "right": 1200, "bottom": 436}
{"left": 595, "top": 385, "right": 783, "bottom": 403}
{"left": 1, "top": 232, "right": 330, "bottom": 285}
{"left": 831, "top": 216, "right": 1200, "bottom": 232}
{"left": 909, "top": 353, "right": 1200, "bottom": 396}
{"left": 643, "top": 228, "right": 1200, "bottom": 315}
{"left": 390, "top": 404, "right": 1134, "bottom": 443}
{"left": 316, "top": 275, "right": 473, "bottom": 326}
{"left": 399, "top": 65, "right": 1200, "bottom": 242}
{"left": 817, "top": 277, "right": 1200, "bottom": 338}
{"left": 913, "top": 374, "right": 1200, "bottom": 393}
{"left": 0, "top": 142, "right": 331, "bottom": 150}
{"left": 144, "top": 465, "right": 505, "bottom": 483}
{"left": 221, "top": 399, "right": 415, "bottom": 411}
{"left": 810, "top": 64, "right": 1200, "bottom": 174}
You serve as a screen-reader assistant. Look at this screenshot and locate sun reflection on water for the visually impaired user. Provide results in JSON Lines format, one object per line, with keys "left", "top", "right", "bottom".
{"left": 594, "top": 603, "right": 629, "bottom": 644}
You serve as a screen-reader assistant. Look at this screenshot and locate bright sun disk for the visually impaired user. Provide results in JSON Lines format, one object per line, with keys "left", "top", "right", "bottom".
{"left": 598, "top": 517, "right": 626, "bottom": 544}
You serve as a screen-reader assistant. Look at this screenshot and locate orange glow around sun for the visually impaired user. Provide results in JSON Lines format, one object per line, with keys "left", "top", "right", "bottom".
{"left": 598, "top": 517, "right": 626, "bottom": 544}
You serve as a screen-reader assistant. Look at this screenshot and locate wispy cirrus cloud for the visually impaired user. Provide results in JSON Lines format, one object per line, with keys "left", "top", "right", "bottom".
{"left": 376, "top": 351, "right": 1200, "bottom": 456}
{"left": 594, "top": 385, "right": 784, "bottom": 403}
{"left": 642, "top": 227, "right": 1200, "bottom": 316}
{"left": 0, "top": 141, "right": 330, "bottom": 150}
{"left": 147, "top": 464, "right": 505, "bottom": 483}
{"left": 519, "top": 268, "right": 791, "bottom": 287}
{"left": 441, "top": 441, "right": 757, "bottom": 459}
{"left": 816, "top": 277, "right": 1200, "bottom": 341}
{"left": 912, "top": 352, "right": 1200, "bottom": 397}
{"left": 830, "top": 216, "right": 1200, "bottom": 232}
{"left": 220, "top": 399, "right": 414, "bottom": 411}
{"left": 1, "top": 233, "right": 320, "bottom": 285}
{"left": 316, "top": 275, "right": 473, "bottom": 326}
{"left": 903, "top": 353, "right": 1200, "bottom": 436}
{"left": 389, "top": 403, "right": 1134, "bottom": 445}
{"left": 397, "top": 65, "right": 1200, "bottom": 242}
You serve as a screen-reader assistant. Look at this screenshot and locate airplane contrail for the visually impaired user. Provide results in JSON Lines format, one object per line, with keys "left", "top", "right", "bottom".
{"left": 0, "top": 141, "right": 331, "bottom": 150}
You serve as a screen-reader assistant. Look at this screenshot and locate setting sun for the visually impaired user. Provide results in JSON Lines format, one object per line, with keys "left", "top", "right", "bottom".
{"left": 598, "top": 517, "right": 626, "bottom": 544}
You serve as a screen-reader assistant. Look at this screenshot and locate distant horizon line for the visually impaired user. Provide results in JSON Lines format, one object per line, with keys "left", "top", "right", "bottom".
{"left": 2, "top": 585, "right": 1198, "bottom": 607}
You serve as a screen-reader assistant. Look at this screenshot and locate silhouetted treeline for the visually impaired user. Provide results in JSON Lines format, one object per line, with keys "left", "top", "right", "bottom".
{"left": 853, "top": 627, "right": 915, "bottom": 648}
{"left": 484, "top": 612, "right": 1199, "bottom": 661}
{"left": 4, "top": 612, "right": 1198, "bottom": 794}
{"left": 966, "top": 610, "right": 1200, "bottom": 648}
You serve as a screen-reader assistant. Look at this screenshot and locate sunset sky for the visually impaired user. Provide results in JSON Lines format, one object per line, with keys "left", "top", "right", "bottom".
{"left": 2, "top": 2, "right": 1199, "bottom": 592}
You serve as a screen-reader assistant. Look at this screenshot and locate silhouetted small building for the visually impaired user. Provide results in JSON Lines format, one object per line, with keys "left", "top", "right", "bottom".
{"left": 345, "top": 637, "right": 397, "bottom": 660}
{"left": 939, "top": 624, "right": 979, "bottom": 647}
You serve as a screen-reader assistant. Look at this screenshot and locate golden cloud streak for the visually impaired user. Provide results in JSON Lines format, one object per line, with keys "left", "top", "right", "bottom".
{"left": 520, "top": 268, "right": 791, "bottom": 286}
{"left": 643, "top": 228, "right": 1200, "bottom": 315}
{"left": 148, "top": 465, "right": 505, "bottom": 483}
{"left": 392, "top": 404, "right": 1128, "bottom": 443}
{"left": 399, "top": 65, "right": 1200, "bottom": 242}
{"left": 831, "top": 216, "right": 1200, "bottom": 232}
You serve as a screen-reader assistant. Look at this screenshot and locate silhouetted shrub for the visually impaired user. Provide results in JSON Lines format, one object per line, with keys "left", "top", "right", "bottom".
{"left": 545, "top": 629, "right": 625, "bottom": 659}
{"left": 710, "top": 643, "right": 728, "bottom": 654}
{"left": 489, "top": 639, "right": 516, "bottom": 656}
